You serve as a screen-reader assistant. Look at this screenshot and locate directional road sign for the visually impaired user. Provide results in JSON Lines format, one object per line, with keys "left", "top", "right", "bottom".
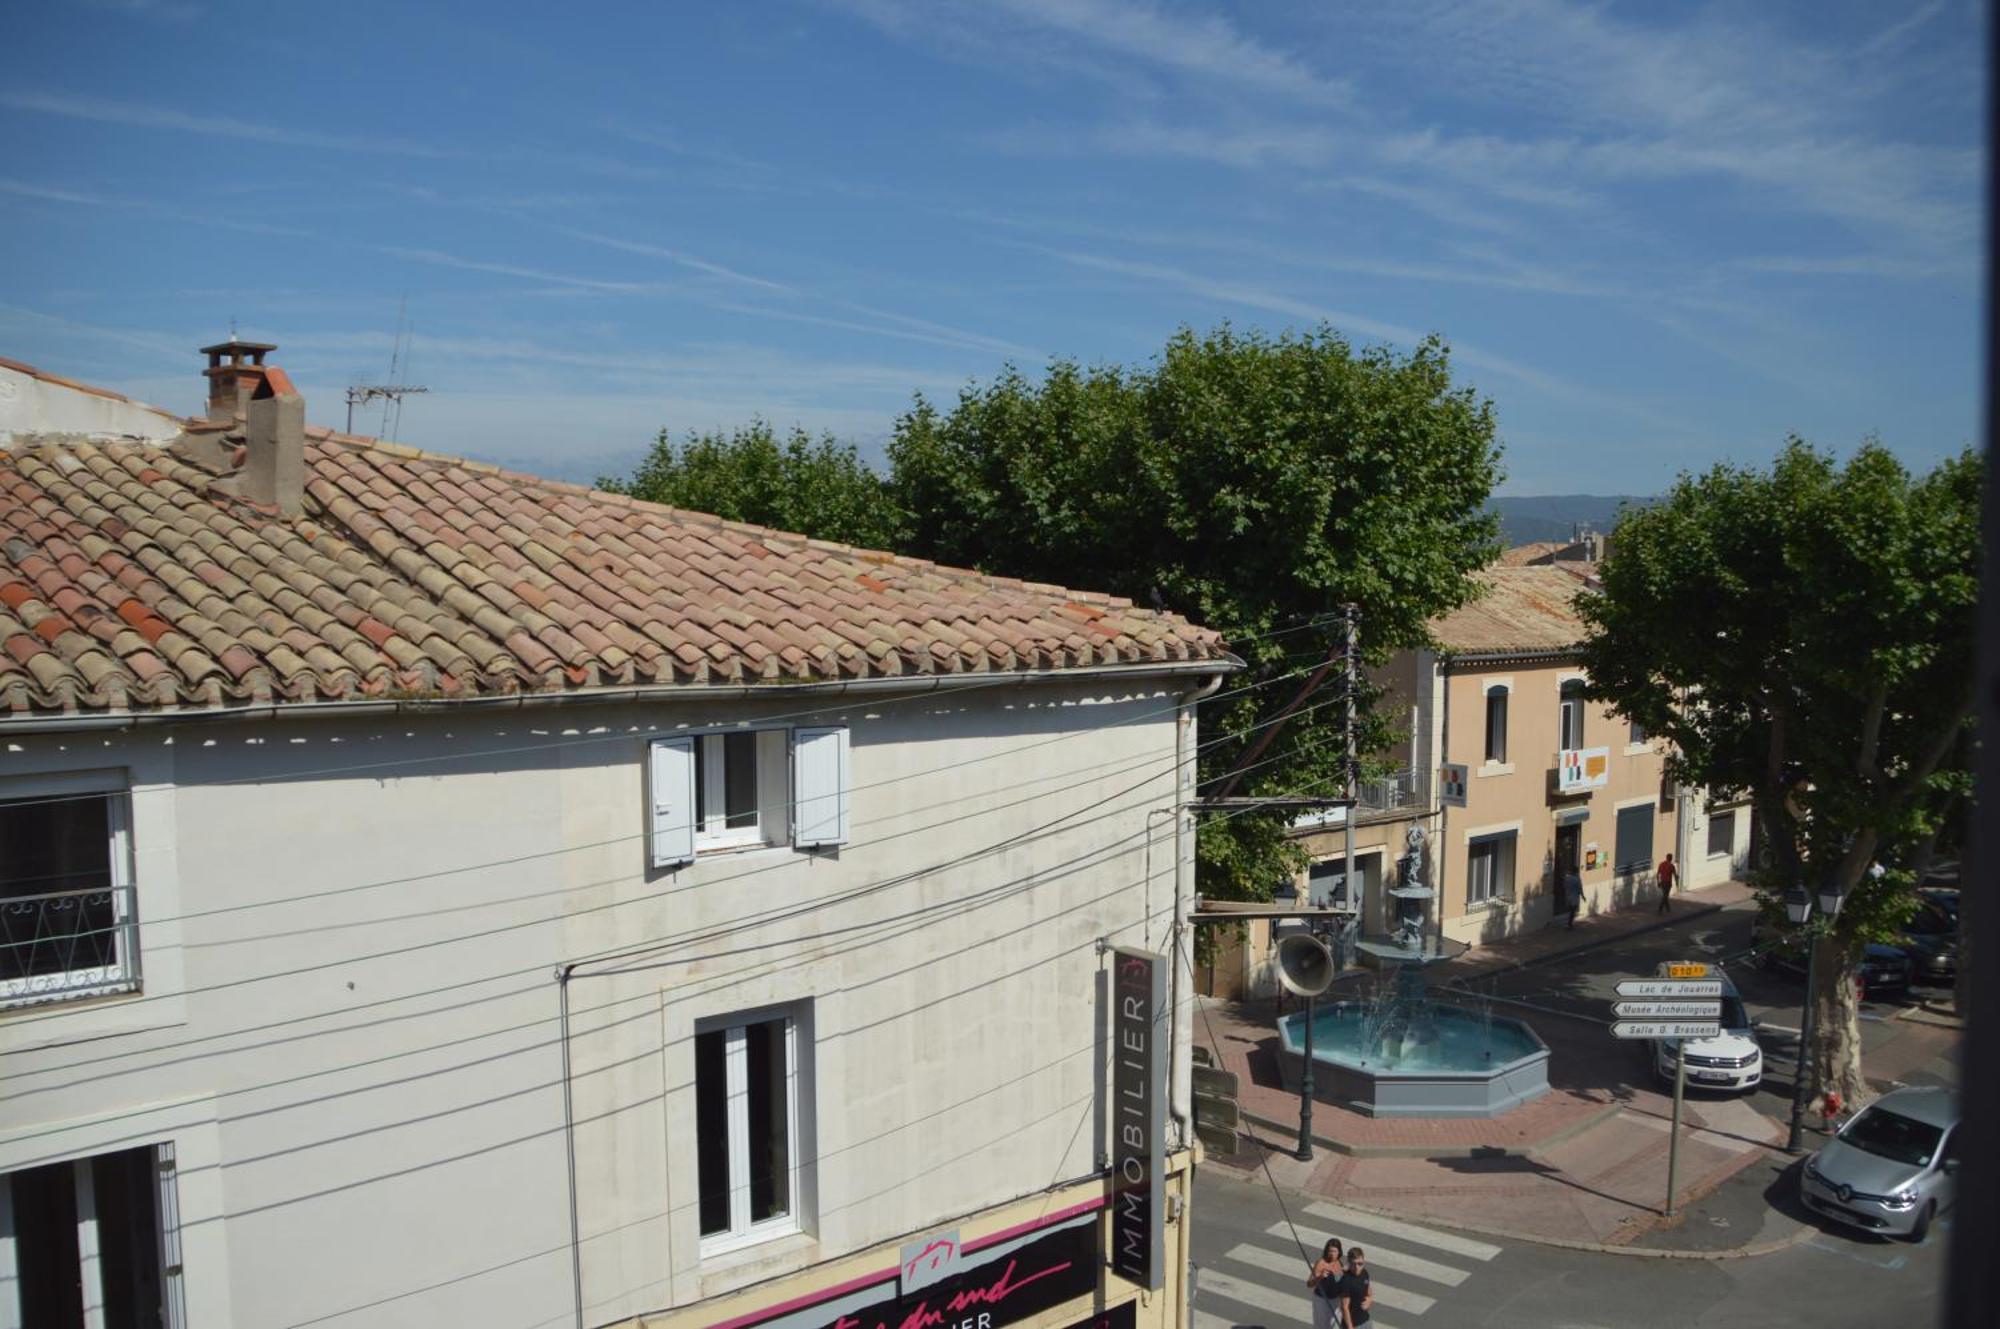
{"left": 1614, "top": 979, "right": 1724, "bottom": 998}
{"left": 1614, "top": 1000, "right": 1722, "bottom": 1020}
{"left": 1612, "top": 1021, "right": 1721, "bottom": 1040}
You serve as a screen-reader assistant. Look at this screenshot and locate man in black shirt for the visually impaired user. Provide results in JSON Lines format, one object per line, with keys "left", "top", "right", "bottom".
{"left": 1338, "top": 1247, "right": 1374, "bottom": 1326}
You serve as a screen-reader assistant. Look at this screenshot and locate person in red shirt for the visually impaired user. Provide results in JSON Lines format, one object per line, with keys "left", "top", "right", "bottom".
{"left": 1656, "top": 853, "right": 1679, "bottom": 913}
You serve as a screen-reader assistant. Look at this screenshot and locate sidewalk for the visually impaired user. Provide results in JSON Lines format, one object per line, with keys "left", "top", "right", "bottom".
{"left": 1195, "top": 879, "right": 1814, "bottom": 1257}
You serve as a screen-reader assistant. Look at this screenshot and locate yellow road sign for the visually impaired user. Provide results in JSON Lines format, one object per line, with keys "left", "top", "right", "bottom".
{"left": 1666, "top": 962, "right": 1710, "bottom": 979}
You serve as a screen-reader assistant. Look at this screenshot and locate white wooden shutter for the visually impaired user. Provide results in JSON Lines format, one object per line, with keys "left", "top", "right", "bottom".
{"left": 792, "top": 726, "right": 850, "bottom": 849}
{"left": 650, "top": 737, "right": 697, "bottom": 868}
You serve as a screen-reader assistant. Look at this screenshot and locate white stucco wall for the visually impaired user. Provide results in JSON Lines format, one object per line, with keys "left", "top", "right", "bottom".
{"left": 0, "top": 363, "right": 183, "bottom": 442}
{"left": 0, "top": 673, "right": 1203, "bottom": 1328}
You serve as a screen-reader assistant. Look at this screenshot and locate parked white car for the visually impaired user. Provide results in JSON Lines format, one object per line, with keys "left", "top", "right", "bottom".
{"left": 1801, "top": 1085, "right": 1959, "bottom": 1240}
{"left": 1652, "top": 970, "right": 1762, "bottom": 1091}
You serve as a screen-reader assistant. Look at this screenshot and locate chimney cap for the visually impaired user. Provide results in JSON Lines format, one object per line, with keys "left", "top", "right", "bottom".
{"left": 200, "top": 338, "right": 277, "bottom": 360}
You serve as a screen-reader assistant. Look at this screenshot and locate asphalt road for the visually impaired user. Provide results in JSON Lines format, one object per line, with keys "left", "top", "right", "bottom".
{"left": 1193, "top": 1164, "right": 1953, "bottom": 1329}
{"left": 1450, "top": 896, "right": 1962, "bottom": 1125}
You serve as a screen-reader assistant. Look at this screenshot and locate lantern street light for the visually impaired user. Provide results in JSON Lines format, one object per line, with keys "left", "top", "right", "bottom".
{"left": 1785, "top": 880, "right": 1846, "bottom": 1154}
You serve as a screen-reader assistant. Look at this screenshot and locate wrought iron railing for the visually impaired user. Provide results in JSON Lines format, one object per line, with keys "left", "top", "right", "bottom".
{"left": 1356, "top": 767, "right": 1427, "bottom": 814}
{"left": 0, "top": 883, "right": 141, "bottom": 1006}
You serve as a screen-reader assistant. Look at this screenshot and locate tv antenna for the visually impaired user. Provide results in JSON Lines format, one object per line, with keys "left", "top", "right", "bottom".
{"left": 345, "top": 297, "right": 427, "bottom": 437}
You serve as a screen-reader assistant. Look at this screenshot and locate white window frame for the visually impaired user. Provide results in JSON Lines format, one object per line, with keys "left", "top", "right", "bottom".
{"left": 1558, "top": 679, "right": 1587, "bottom": 752}
{"left": 1465, "top": 829, "right": 1517, "bottom": 907}
{"left": 1, "top": 772, "right": 138, "bottom": 1008}
{"left": 653, "top": 727, "right": 846, "bottom": 867}
{"left": 696, "top": 1012, "right": 802, "bottom": 1256}
{"left": 696, "top": 731, "right": 768, "bottom": 852}
{"left": 1706, "top": 808, "right": 1736, "bottom": 860}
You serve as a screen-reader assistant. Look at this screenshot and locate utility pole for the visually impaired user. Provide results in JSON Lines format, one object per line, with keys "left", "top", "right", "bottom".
{"left": 1340, "top": 603, "right": 1359, "bottom": 950}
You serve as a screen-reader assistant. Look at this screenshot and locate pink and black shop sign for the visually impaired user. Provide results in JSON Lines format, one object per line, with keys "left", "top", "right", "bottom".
{"left": 712, "top": 1204, "right": 1132, "bottom": 1329}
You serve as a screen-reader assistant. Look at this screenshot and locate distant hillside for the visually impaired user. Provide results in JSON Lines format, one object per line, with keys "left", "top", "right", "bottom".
{"left": 1488, "top": 494, "right": 1650, "bottom": 546}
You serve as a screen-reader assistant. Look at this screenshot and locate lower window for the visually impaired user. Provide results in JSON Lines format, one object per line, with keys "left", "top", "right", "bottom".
{"left": 695, "top": 1011, "right": 801, "bottom": 1248}
{"left": 2, "top": 1144, "right": 186, "bottom": 1328}
{"left": 1466, "top": 831, "right": 1517, "bottom": 905}
{"left": 1615, "top": 802, "right": 1656, "bottom": 875}
{"left": 1707, "top": 809, "right": 1736, "bottom": 858}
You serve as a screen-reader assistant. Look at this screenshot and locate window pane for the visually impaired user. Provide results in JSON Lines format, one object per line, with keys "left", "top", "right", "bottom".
{"left": 745, "top": 1019, "right": 790, "bottom": 1224}
{"left": 1615, "top": 804, "right": 1655, "bottom": 874}
{"left": 723, "top": 732, "right": 759, "bottom": 830}
{"left": 1707, "top": 811, "right": 1734, "bottom": 858}
{"left": 0, "top": 794, "right": 117, "bottom": 981}
{"left": 694, "top": 1029, "right": 731, "bottom": 1236}
{"left": 1484, "top": 690, "right": 1507, "bottom": 763}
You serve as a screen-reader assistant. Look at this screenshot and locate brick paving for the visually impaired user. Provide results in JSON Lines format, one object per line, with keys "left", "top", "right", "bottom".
{"left": 1195, "top": 879, "right": 1797, "bottom": 1250}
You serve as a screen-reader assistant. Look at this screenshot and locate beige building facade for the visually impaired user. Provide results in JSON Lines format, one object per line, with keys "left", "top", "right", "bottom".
{"left": 1209, "top": 567, "right": 1738, "bottom": 997}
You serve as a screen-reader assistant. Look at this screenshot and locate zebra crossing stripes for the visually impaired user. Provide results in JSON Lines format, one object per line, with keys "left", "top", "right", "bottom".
{"left": 1235, "top": 1238, "right": 1437, "bottom": 1314}
{"left": 1195, "top": 1202, "right": 1503, "bottom": 1329}
{"left": 1299, "top": 1201, "right": 1504, "bottom": 1261}
{"left": 1258, "top": 1225, "right": 1471, "bottom": 1288}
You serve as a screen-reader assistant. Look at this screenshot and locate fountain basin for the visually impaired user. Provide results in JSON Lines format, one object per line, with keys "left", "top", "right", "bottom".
{"left": 1275, "top": 1002, "right": 1551, "bottom": 1118}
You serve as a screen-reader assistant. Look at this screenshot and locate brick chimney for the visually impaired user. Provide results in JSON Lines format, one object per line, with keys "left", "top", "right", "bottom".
{"left": 244, "top": 366, "right": 305, "bottom": 517}
{"left": 200, "top": 338, "right": 277, "bottom": 420}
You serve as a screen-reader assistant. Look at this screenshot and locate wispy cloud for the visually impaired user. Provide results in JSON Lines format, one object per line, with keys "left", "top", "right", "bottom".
{"left": 369, "top": 246, "right": 668, "bottom": 295}
{"left": 0, "top": 91, "right": 460, "bottom": 158}
{"left": 988, "top": 0, "right": 1350, "bottom": 105}
{"left": 835, "top": 0, "right": 1348, "bottom": 104}
{"left": 552, "top": 227, "right": 794, "bottom": 293}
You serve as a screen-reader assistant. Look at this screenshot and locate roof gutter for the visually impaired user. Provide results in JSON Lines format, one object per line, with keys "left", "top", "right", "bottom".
{"left": 0, "top": 654, "right": 1245, "bottom": 735}
{"left": 1438, "top": 647, "right": 1577, "bottom": 669}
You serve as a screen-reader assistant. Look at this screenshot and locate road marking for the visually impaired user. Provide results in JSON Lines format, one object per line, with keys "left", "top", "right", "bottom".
{"left": 1255, "top": 1225, "right": 1471, "bottom": 1287}
{"left": 1302, "top": 1200, "right": 1504, "bottom": 1261}
{"left": 1804, "top": 1237, "right": 1909, "bottom": 1270}
{"left": 1193, "top": 1267, "right": 1311, "bottom": 1325}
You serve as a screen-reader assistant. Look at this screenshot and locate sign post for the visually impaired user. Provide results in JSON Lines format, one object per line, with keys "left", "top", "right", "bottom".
{"left": 1609, "top": 964, "right": 1720, "bottom": 1217}
{"left": 1666, "top": 1040, "right": 1686, "bottom": 1217}
{"left": 1111, "top": 947, "right": 1166, "bottom": 1291}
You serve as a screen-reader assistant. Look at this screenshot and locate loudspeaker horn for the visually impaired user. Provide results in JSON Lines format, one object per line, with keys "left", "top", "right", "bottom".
{"left": 1274, "top": 931, "right": 1335, "bottom": 998}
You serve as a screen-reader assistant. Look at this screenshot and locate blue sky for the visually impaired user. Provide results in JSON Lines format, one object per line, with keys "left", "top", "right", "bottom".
{"left": 1, "top": 0, "right": 1984, "bottom": 494}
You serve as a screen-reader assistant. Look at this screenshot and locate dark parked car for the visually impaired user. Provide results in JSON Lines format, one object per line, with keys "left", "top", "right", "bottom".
{"left": 1897, "top": 891, "right": 1959, "bottom": 986}
{"left": 1754, "top": 929, "right": 1912, "bottom": 996}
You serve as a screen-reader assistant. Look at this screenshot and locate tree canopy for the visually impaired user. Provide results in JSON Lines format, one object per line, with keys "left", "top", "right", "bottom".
{"left": 1576, "top": 438, "right": 1981, "bottom": 1102}
{"left": 888, "top": 324, "right": 1503, "bottom": 903}
{"left": 599, "top": 421, "right": 906, "bottom": 550}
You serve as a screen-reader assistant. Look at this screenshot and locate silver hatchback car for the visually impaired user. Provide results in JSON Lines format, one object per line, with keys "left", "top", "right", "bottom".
{"left": 1799, "top": 1085, "right": 1959, "bottom": 1240}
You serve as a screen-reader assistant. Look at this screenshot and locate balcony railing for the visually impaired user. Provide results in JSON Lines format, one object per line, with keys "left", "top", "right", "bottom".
{"left": 1, "top": 883, "right": 141, "bottom": 1007}
{"left": 1357, "top": 767, "right": 1427, "bottom": 815}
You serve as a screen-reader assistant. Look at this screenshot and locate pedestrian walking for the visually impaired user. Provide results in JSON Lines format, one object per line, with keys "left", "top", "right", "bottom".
{"left": 1656, "top": 853, "right": 1678, "bottom": 913}
{"left": 1338, "top": 1247, "right": 1375, "bottom": 1327}
{"left": 1561, "top": 866, "right": 1583, "bottom": 929}
{"left": 1306, "top": 1238, "right": 1347, "bottom": 1329}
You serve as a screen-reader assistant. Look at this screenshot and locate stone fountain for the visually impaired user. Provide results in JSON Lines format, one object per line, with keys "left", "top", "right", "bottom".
{"left": 1276, "top": 825, "right": 1551, "bottom": 1118}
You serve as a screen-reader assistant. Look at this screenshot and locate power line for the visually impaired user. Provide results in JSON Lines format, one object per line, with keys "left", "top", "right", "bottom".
{"left": 3, "top": 707, "right": 1347, "bottom": 1070}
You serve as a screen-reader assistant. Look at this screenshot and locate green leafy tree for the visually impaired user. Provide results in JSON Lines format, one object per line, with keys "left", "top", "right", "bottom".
{"left": 600, "top": 421, "right": 907, "bottom": 550}
{"left": 888, "top": 324, "right": 1503, "bottom": 906}
{"left": 1577, "top": 439, "right": 1980, "bottom": 1106}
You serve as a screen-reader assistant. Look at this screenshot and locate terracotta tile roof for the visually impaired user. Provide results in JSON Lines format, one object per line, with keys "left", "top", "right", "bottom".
{"left": 1492, "top": 540, "right": 1565, "bottom": 567}
{"left": 0, "top": 429, "right": 1227, "bottom": 715}
{"left": 1430, "top": 566, "right": 1588, "bottom": 657}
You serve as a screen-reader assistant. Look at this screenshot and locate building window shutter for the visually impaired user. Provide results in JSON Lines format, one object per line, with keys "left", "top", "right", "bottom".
{"left": 650, "top": 737, "right": 697, "bottom": 868}
{"left": 792, "top": 727, "right": 850, "bottom": 849}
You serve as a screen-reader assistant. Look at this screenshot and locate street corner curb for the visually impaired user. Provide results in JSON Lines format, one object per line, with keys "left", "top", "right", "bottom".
{"left": 1320, "top": 1194, "right": 1818, "bottom": 1261}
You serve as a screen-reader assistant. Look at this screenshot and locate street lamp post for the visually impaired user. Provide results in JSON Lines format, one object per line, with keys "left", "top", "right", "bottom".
{"left": 1785, "top": 881, "right": 1845, "bottom": 1155}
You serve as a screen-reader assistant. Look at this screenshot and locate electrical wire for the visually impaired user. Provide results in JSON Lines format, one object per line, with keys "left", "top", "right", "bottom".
{"left": 1, "top": 675, "right": 1355, "bottom": 1037}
